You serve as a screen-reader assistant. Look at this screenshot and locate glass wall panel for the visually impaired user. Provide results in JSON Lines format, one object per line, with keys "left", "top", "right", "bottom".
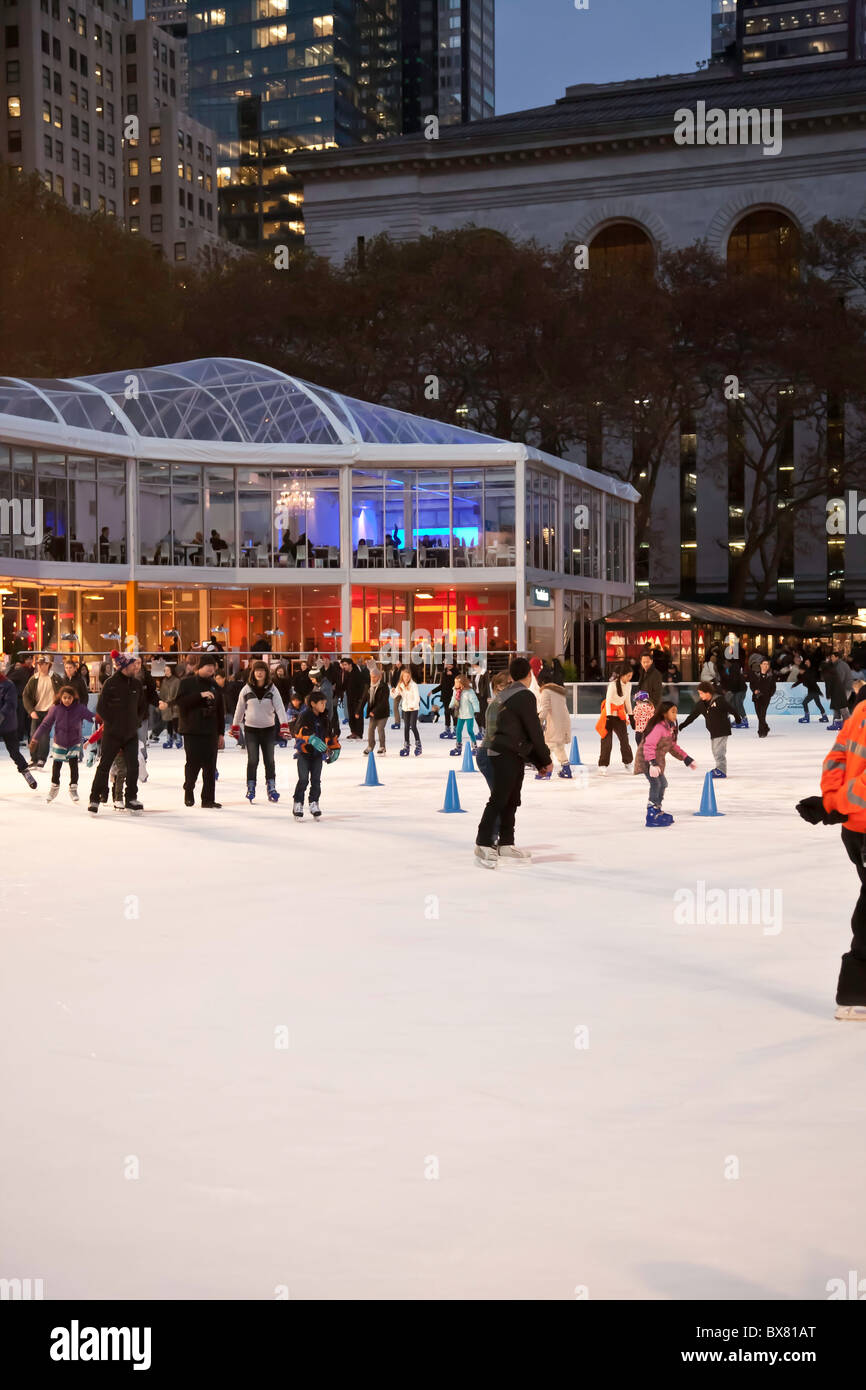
{"left": 12, "top": 449, "right": 35, "bottom": 560}
{"left": 205, "top": 468, "right": 235, "bottom": 565}
{"left": 0, "top": 447, "right": 11, "bottom": 560}
{"left": 139, "top": 460, "right": 172, "bottom": 564}
{"left": 68, "top": 455, "right": 97, "bottom": 564}
{"left": 96, "top": 460, "right": 127, "bottom": 562}
{"left": 171, "top": 463, "right": 204, "bottom": 565}
{"left": 451, "top": 472, "right": 481, "bottom": 567}
{"left": 384, "top": 470, "right": 414, "bottom": 566}
{"left": 352, "top": 469, "right": 384, "bottom": 567}
{"left": 209, "top": 586, "right": 250, "bottom": 650}
{"left": 416, "top": 470, "right": 450, "bottom": 568}
{"left": 37, "top": 451, "right": 68, "bottom": 560}
{"left": 482, "top": 467, "right": 515, "bottom": 565}
{"left": 304, "top": 468, "right": 340, "bottom": 563}
{"left": 81, "top": 587, "right": 126, "bottom": 653}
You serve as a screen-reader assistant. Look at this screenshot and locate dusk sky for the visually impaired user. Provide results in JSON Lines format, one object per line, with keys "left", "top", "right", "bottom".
{"left": 133, "top": 0, "right": 710, "bottom": 115}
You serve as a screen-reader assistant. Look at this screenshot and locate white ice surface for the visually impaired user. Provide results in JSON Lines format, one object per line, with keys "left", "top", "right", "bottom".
{"left": 1, "top": 716, "right": 864, "bottom": 1301}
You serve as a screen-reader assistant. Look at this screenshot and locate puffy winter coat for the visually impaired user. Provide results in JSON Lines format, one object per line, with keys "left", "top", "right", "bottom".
{"left": 34, "top": 700, "right": 94, "bottom": 749}
{"left": 292, "top": 705, "right": 340, "bottom": 758}
{"left": 0, "top": 675, "right": 19, "bottom": 735}
{"left": 96, "top": 671, "right": 148, "bottom": 742}
{"left": 397, "top": 678, "right": 420, "bottom": 712}
{"left": 821, "top": 703, "right": 866, "bottom": 832}
{"left": 634, "top": 718, "right": 694, "bottom": 775}
{"left": 679, "top": 694, "right": 737, "bottom": 739}
{"left": 488, "top": 683, "right": 550, "bottom": 770}
{"left": 537, "top": 684, "right": 571, "bottom": 745}
{"left": 451, "top": 686, "right": 479, "bottom": 719}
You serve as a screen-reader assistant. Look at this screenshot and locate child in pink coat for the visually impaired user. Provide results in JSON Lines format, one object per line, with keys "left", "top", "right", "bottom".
{"left": 634, "top": 700, "right": 698, "bottom": 826}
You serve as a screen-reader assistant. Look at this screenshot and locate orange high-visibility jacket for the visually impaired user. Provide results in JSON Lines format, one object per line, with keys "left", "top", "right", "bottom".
{"left": 821, "top": 703, "right": 866, "bottom": 832}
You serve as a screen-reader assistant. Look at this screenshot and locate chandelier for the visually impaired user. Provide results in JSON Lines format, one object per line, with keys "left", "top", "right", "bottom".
{"left": 276, "top": 479, "right": 313, "bottom": 516}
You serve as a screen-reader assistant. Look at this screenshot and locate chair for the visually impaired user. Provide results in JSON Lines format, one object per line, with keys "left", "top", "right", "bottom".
{"left": 356, "top": 541, "right": 369, "bottom": 568}
{"left": 295, "top": 544, "right": 308, "bottom": 568}
{"left": 418, "top": 544, "right": 429, "bottom": 568}
{"left": 279, "top": 552, "right": 296, "bottom": 567}
{"left": 469, "top": 547, "right": 483, "bottom": 567}
{"left": 327, "top": 545, "right": 339, "bottom": 567}
{"left": 385, "top": 544, "right": 395, "bottom": 566}
{"left": 402, "top": 548, "right": 416, "bottom": 568}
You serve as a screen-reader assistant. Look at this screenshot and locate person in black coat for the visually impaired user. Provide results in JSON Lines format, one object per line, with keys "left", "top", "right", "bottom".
{"left": 749, "top": 660, "right": 777, "bottom": 738}
{"left": 60, "top": 655, "right": 90, "bottom": 706}
{"left": 475, "top": 656, "right": 552, "bottom": 867}
{"left": 635, "top": 652, "right": 664, "bottom": 712}
{"left": 364, "top": 667, "right": 391, "bottom": 753}
{"left": 720, "top": 658, "right": 747, "bottom": 727}
{"left": 339, "top": 658, "right": 366, "bottom": 738}
{"left": 88, "top": 653, "right": 147, "bottom": 811}
{"left": 679, "top": 682, "right": 737, "bottom": 775}
{"left": 292, "top": 659, "right": 313, "bottom": 703}
{"left": 793, "top": 658, "right": 827, "bottom": 723}
{"left": 8, "top": 653, "right": 35, "bottom": 742}
{"left": 176, "top": 654, "right": 225, "bottom": 807}
{"left": 432, "top": 663, "right": 456, "bottom": 736}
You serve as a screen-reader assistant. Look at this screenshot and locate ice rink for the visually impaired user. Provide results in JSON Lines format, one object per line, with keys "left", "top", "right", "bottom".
{"left": 1, "top": 714, "right": 864, "bottom": 1301}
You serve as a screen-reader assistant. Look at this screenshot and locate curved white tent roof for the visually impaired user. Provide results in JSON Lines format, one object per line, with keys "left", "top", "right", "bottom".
{"left": 0, "top": 357, "right": 498, "bottom": 448}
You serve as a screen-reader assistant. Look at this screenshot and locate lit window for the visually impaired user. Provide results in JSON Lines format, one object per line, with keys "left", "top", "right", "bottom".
{"left": 174, "top": 241, "right": 187, "bottom": 261}
{"left": 149, "top": 126, "right": 161, "bottom": 146}
{"left": 128, "top": 158, "right": 139, "bottom": 176}
{"left": 149, "top": 155, "right": 162, "bottom": 173}
{"left": 313, "top": 16, "right": 334, "bottom": 38}
{"left": 129, "top": 215, "right": 140, "bottom": 233}
{"left": 7, "top": 96, "right": 21, "bottom": 119}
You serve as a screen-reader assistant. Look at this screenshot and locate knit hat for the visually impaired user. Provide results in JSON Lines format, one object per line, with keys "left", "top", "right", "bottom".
{"left": 111, "top": 649, "right": 136, "bottom": 671}
{"left": 634, "top": 690, "right": 650, "bottom": 702}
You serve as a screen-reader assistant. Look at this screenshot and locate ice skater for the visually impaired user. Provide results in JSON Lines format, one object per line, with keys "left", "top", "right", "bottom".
{"left": 364, "top": 664, "right": 390, "bottom": 756}
{"left": 177, "top": 653, "right": 225, "bottom": 809}
{"left": 596, "top": 664, "right": 634, "bottom": 774}
{"left": 449, "top": 675, "right": 479, "bottom": 756}
{"left": 88, "top": 653, "right": 147, "bottom": 814}
{"left": 31, "top": 685, "right": 94, "bottom": 802}
{"left": 292, "top": 688, "right": 340, "bottom": 818}
{"left": 678, "top": 681, "right": 736, "bottom": 778}
{"left": 474, "top": 657, "right": 551, "bottom": 870}
{"left": 634, "top": 700, "right": 697, "bottom": 827}
{"left": 749, "top": 658, "right": 776, "bottom": 739}
{"left": 158, "top": 666, "right": 183, "bottom": 748}
{"left": 0, "top": 668, "right": 37, "bottom": 790}
{"left": 797, "top": 700, "right": 866, "bottom": 1018}
{"left": 793, "top": 658, "right": 827, "bottom": 723}
{"left": 537, "top": 672, "right": 573, "bottom": 779}
{"left": 230, "top": 660, "right": 289, "bottom": 802}
{"left": 396, "top": 666, "right": 422, "bottom": 757}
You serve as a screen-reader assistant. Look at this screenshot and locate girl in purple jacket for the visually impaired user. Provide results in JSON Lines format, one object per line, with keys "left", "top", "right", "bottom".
{"left": 634, "top": 700, "right": 698, "bottom": 827}
{"left": 32, "top": 686, "right": 95, "bottom": 803}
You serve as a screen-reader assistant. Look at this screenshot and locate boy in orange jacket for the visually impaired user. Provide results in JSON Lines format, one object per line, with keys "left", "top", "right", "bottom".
{"left": 798, "top": 702, "right": 866, "bottom": 1019}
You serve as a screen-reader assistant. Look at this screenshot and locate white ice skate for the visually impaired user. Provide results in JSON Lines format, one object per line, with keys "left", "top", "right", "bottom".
{"left": 835, "top": 1004, "right": 866, "bottom": 1021}
{"left": 46, "top": 784, "right": 59, "bottom": 803}
{"left": 474, "top": 845, "right": 498, "bottom": 870}
{"left": 69, "top": 786, "right": 79, "bottom": 803}
{"left": 498, "top": 845, "right": 532, "bottom": 863}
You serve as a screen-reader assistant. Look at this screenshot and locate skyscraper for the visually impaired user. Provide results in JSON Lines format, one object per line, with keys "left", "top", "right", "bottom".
{"left": 145, "top": 1, "right": 190, "bottom": 110}
{"left": 716, "top": 1, "right": 864, "bottom": 72}
{"left": 401, "top": 0, "right": 495, "bottom": 133}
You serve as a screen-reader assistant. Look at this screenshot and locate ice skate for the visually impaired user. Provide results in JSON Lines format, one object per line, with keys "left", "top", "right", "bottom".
{"left": 740, "top": 717, "right": 749, "bottom": 729}
{"left": 87, "top": 799, "right": 99, "bottom": 814}
{"left": 175, "top": 734, "right": 183, "bottom": 749}
{"left": 309, "top": 800, "right": 322, "bottom": 819}
{"left": 20, "top": 769, "right": 37, "bottom": 789}
{"left": 535, "top": 770, "right": 551, "bottom": 780}
{"left": 69, "top": 786, "right": 79, "bottom": 802}
{"left": 798, "top": 714, "right": 810, "bottom": 723}
{"left": 828, "top": 719, "right": 843, "bottom": 732}
{"left": 377, "top": 747, "right": 386, "bottom": 755}
{"left": 266, "top": 779, "right": 280, "bottom": 802}
{"left": 449, "top": 744, "right": 461, "bottom": 756}
{"left": 125, "top": 798, "right": 143, "bottom": 812}
{"left": 819, "top": 714, "right": 829, "bottom": 723}
{"left": 162, "top": 734, "right": 173, "bottom": 749}
{"left": 646, "top": 804, "right": 667, "bottom": 827}
{"left": 245, "top": 780, "right": 256, "bottom": 802}
{"left": 598, "top": 767, "right": 608, "bottom": 776}
{"left": 474, "top": 845, "right": 498, "bottom": 871}
{"left": 414, "top": 743, "right": 422, "bottom": 756}
{"left": 498, "top": 845, "right": 532, "bottom": 862}
{"left": 711, "top": 768, "right": 727, "bottom": 779}
{"left": 400, "top": 746, "right": 410, "bottom": 757}
{"left": 293, "top": 801, "right": 304, "bottom": 819}
{"left": 440, "top": 730, "right": 450, "bottom": 739}
{"left": 835, "top": 1004, "right": 866, "bottom": 1021}
{"left": 558, "top": 765, "right": 572, "bottom": 779}
{"left": 47, "top": 784, "right": 59, "bottom": 803}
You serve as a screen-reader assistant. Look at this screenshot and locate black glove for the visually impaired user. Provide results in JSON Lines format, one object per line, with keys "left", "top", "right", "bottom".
{"left": 628, "top": 716, "right": 636, "bottom": 730}
{"left": 796, "top": 796, "right": 848, "bottom": 826}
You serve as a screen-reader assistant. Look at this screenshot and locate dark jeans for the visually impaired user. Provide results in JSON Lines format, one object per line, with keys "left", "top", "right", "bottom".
{"left": 838, "top": 829, "right": 866, "bottom": 1004}
{"left": 91, "top": 732, "right": 139, "bottom": 803}
{"left": 598, "top": 718, "right": 632, "bottom": 767}
{"left": 245, "top": 725, "right": 276, "bottom": 782}
{"left": 183, "top": 732, "right": 219, "bottom": 804}
{"left": 294, "top": 751, "right": 323, "bottom": 803}
{"left": 754, "top": 696, "right": 771, "bottom": 736}
{"left": 476, "top": 746, "right": 501, "bottom": 842}
{"left": 30, "top": 711, "right": 52, "bottom": 764}
{"left": 52, "top": 756, "right": 78, "bottom": 785}
{"left": 402, "top": 710, "right": 420, "bottom": 746}
{"left": 2, "top": 730, "right": 28, "bottom": 773}
{"left": 644, "top": 768, "right": 668, "bottom": 808}
{"left": 729, "top": 690, "right": 746, "bottom": 721}
{"left": 477, "top": 750, "right": 525, "bottom": 848}
{"left": 443, "top": 702, "right": 453, "bottom": 730}
{"left": 803, "top": 691, "right": 826, "bottom": 717}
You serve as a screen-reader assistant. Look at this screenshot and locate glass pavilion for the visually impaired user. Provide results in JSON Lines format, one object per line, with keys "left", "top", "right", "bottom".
{"left": 0, "top": 358, "right": 636, "bottom": 672}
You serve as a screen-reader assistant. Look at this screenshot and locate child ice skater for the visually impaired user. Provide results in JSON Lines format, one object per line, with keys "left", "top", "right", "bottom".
{"left": 450, "top": 675, "right": 480, "bottom": 756}
{"left": 634, "top": 700, "right": 697, "bottom": 827}
{"left": 291, "top": 689, "right": 340, "bottom": 819}
{"left": 32, "top": 685, "right": 95, "bottom": 803}
{"left": 678, "top": 681, "right": 736, "bottom": 779}
{"left": 537, "top": 672, "right": 573, "bottom": 779}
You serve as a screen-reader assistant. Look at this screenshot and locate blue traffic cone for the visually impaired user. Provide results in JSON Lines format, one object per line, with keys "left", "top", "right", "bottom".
{"left": 461, "top": 741, "right": 476, "bottom": 772}
{"left": 438, "top": 769, "right": 466, "bottom": 813}
{"left": 694, "top": 770, "right": 724, "bottom": 817}
{"left": 569, "top": 734, "right": 582, "bottom": 766}
{"left": 360, "top": 749, "right": 383, "bottom": 787}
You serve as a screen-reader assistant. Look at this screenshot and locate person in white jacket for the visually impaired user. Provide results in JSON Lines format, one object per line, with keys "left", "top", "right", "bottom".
{"left": 396, "top": 667, "right": 422, "bottom": 756}
{"left": 598, "top": 666, "right": 634, "bottom": 773}
{"left": 229, "top": 661, "right": 289, "bottom": 802}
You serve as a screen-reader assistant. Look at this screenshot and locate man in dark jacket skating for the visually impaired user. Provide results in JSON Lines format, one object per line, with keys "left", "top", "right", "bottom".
{"left": 749, "top": 660, "right": 777, "bottom": 739}
{"left": 88, "top": 652, "right": 147, "bottom": 812}
{"left": 475, "top": 656, "right": 552, "bottom": 869}
{"left": 679, "top": 681, "right": 737, "bottom": 777}
{"left": 635, "top": 651, "right": 664, "bottom": 713}
{"left": 177, "top": 653, "right": 225, "bottom": 808}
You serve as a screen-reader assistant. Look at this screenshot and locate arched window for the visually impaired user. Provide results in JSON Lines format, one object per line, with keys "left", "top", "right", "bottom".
{"left": 589, "top": 223, "right": 654, "bottom": 276}
{"left": 727, "top": 209, "right": 800, "bottom": 280}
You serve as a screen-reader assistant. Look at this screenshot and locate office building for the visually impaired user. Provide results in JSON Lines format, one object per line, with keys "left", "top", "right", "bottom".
{"left": 145, "top": 0, "right": 190, "bottom": 110}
